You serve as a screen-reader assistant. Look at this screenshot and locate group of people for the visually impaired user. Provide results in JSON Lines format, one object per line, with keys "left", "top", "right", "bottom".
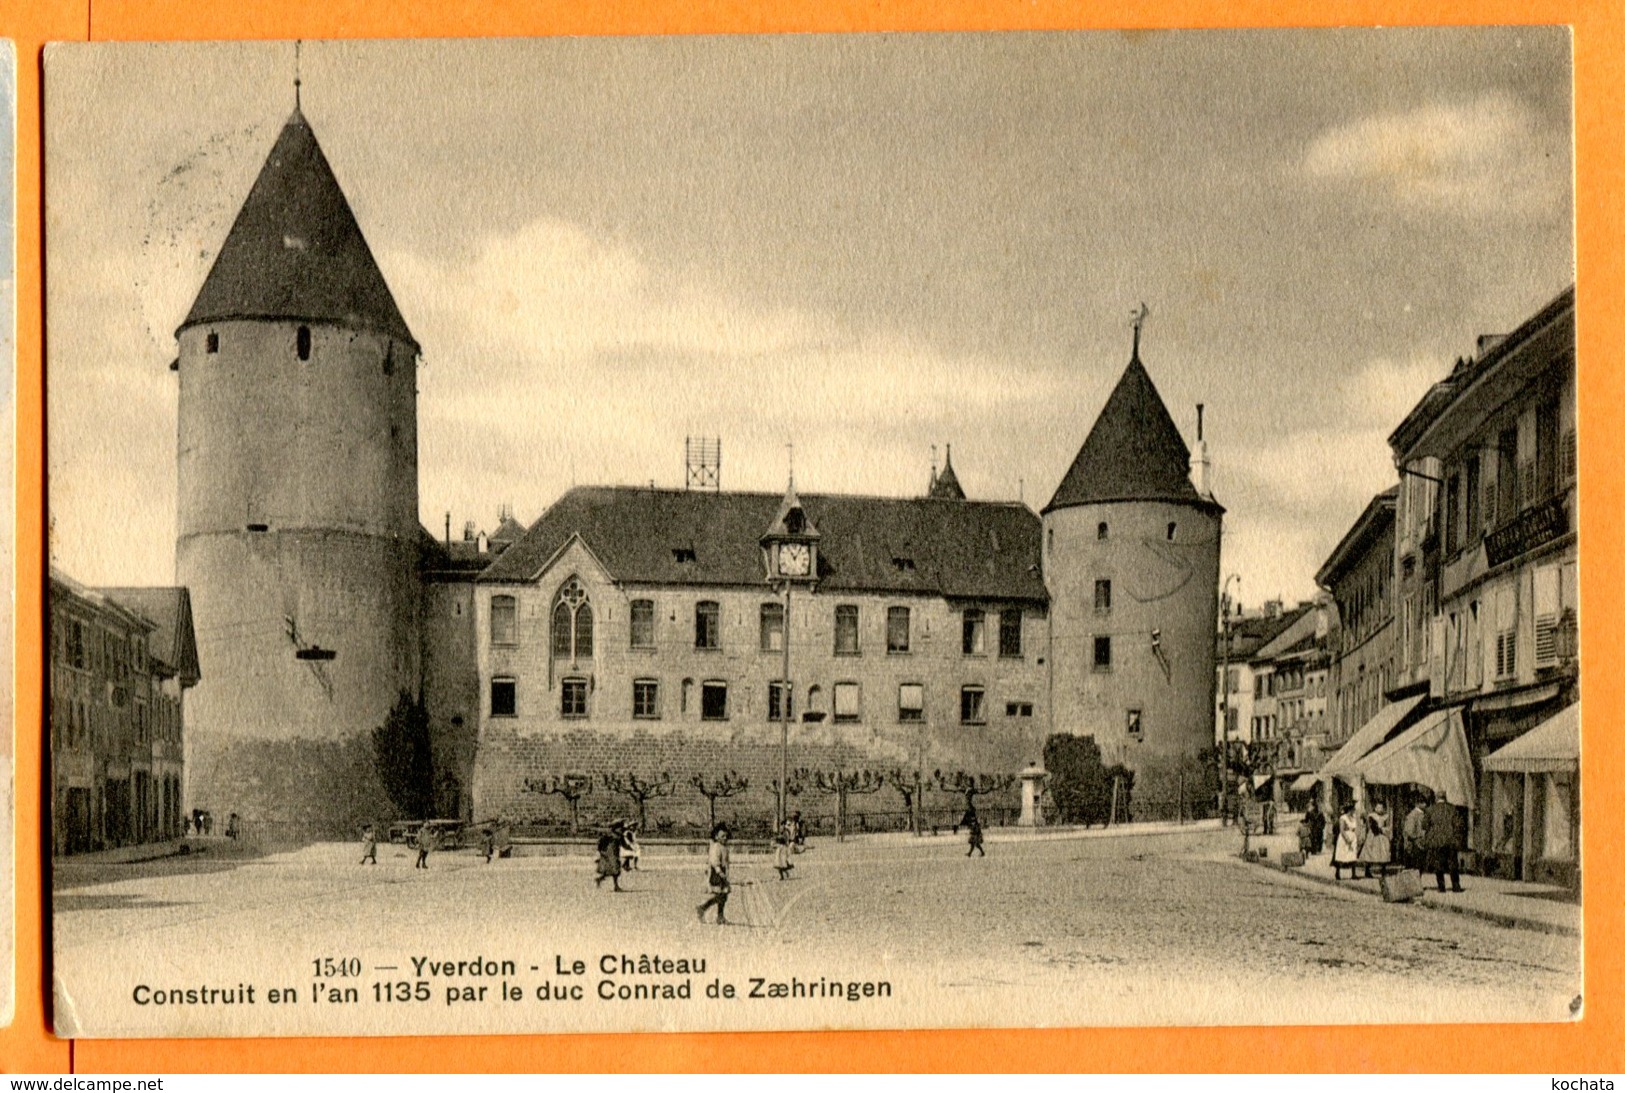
{"left": 594, "top": 820, "right": 643, "bottom": 891}
{"left": 1298, "top": 790, "right": 1468, "bottom": 892}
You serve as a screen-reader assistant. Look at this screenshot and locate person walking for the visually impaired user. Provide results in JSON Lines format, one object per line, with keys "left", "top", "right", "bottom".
{"left": 696, "top": 824, "right": 732, "bottom": 924}
{"left": 596, "top": 822, "right": 625, "bottom": 891}
{"left": 1423, "top": 791, "right": 1467, "bottom": 893}
{"left": 1359, "top": 801, "right": 1393, "bottom": 878}
{"left": 413, "top": 822, "right": 435, "bottom": 869}
{"left": 359, "top": 823, "right": 378, "bottom": 866}
{"left": 966, "top": 812, "right": 986, "bottom": 857}
{"left": 1403, "top": 798, "right": 1429, "bottom": 871}
{"left": 1331, "top": 802, "right": 1364, "bottom": 881}
{"left": 620, "top": 822, "right": 642, "bottom": 872}
{"left": 481, "top": 827, "right": 496, "bottom": 864}
{"left": 1305, "top": 801, "right": 1326, "bottom": 855}
{"left": 773, "top": 832, "right": 794, "bottom": 880}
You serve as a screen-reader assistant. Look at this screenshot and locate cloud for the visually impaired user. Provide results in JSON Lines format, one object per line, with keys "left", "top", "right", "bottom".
{"left": 1337, "top": 355, "right": 1444, "bottom": 429}
{"left": 1302, "top": 93, "right": 1567, "bottom": 217}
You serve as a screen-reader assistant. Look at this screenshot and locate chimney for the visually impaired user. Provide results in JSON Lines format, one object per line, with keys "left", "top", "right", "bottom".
{"left": 477, "top": 531, "right": 489, "bottom": 554}
{"left": 463, "top": 520, "right": 477, "bottom": 542}
{"left": 1189, "top": 403, "right": 1213, "bottom": 499}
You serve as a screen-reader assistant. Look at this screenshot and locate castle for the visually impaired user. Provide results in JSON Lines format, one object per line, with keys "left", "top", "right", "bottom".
{"left": 174, "top": 106, "right": 1223, "bottom": 836}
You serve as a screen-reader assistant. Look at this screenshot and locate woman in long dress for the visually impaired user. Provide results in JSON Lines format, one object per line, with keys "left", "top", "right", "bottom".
{"left": 1331, "top": 803, "right": 1364, "bottom": 881}
{"left": 1358, "top": 801, "right": 1393, "bottom": 878}
{"left": 595, "top": 821, "right": 625, "bottom": 891}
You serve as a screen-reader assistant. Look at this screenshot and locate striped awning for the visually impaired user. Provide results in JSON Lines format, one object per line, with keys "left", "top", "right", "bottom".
{"left": 1354, "top": 706, "right": 1474, "bottom": 806}
{"left": 1483, "top": 703, "right": 1578, "bottom": 774}
{"left": 1289, "top": 773, "right": 1319, "bottom": 793}
{"left": 1316, "top": 694, "right": 1427, "bottom": 785}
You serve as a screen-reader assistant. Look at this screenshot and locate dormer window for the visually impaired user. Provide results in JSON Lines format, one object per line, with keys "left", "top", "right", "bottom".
{"left": 891, "top": 556, "right": 915, "bottom": 572}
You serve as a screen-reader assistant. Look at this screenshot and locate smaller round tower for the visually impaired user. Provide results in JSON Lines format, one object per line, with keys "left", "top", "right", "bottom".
{"left": 1042, "top": 324, "right": 1222, "bottom": 816}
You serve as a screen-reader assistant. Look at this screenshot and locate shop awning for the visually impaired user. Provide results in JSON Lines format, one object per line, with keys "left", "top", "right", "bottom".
{"left": 1315, "top": 694, "right": 1427, "bottom": 785}
{"left": 1289, "top": 773, "right": 1319, "bottom": 793}
{"left": 1483, "top": 703, "right": 1579, "bottom": 774}
{"left": 1252, "top": 773, "right": 1271, "bottom": 790}
{"left": 1354, "top": 706, "right": 1474, "bottom": 806}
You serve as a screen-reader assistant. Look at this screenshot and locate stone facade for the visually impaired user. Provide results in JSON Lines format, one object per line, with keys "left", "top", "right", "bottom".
{"left": 465, "top": 537, "right": 1049, "bottom": 828}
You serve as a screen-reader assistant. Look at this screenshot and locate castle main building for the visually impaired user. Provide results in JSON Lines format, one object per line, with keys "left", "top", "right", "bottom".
{"left": 173, "top": 107, "right": 1223, "bottom": 835}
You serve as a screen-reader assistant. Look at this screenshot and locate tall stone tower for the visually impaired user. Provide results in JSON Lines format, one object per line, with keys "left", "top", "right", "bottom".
{"left": 1041, "top": 332, "right": 1222, "bottom": 816}
{"left": 174, "top": 106, "right": 421, "bottom": 836}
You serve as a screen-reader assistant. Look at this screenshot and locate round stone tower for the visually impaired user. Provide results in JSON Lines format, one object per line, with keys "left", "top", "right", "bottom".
{"left": 1041, "top": 337, "right": 1222, "bottom": 817}
{"left": 174, "top": 106, "right": 422, "bottom": 836}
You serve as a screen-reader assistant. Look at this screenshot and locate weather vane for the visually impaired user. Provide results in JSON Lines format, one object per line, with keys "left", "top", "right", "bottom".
{"left": 1131, "top": 301, "right": 1150, "bottom": 357}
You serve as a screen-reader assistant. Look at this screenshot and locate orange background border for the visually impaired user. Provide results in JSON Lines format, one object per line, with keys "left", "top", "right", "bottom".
{"left": 4, "top": 0, "right": 1622, "bottom": 1074}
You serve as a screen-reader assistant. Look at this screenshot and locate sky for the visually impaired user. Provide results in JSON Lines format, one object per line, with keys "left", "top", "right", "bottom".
{"left": 44, "top": 31, "right": 1574, "bottom": 606}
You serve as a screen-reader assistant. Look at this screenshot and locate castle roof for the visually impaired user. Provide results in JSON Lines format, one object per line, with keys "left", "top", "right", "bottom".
{"left": 179, "top": 108, "right": 416, "bottom": 347}
{"left": 1044, "top": 355, "right": 1218, "bottom": 515}
{"left": 480, "top": 486, "right": 1047, "bottom": 603}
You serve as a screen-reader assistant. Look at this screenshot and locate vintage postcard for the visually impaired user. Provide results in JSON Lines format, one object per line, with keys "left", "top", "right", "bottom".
{"left": 45, "top": 32, "right": 1579, "bottom": 1038}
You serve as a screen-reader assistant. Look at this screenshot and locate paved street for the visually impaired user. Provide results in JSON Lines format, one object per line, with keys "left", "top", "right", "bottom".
{"left": 53, "top": 826, "right": 1580, "bottom": 1038}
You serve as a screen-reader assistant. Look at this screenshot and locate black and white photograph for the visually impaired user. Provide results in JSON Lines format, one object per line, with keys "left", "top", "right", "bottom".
{"left": 45, "top": 32, "right": 1579, "bottom": 1038}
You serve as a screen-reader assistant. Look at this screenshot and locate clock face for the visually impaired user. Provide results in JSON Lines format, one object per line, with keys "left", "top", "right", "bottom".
{"left": 778, "top": 542, "right": 812, "bottom": 577}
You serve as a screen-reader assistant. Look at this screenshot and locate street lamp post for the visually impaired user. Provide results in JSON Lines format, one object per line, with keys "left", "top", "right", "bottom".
{"left": 1219, "top": 573, "right": 1240, "bottom": 826}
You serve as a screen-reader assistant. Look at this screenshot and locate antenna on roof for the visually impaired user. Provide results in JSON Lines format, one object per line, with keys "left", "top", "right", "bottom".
{"left": 294, "top": 40, "right": 302, "bottom": 111}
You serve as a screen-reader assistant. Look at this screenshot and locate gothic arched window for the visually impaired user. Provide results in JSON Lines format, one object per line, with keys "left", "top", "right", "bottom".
{"left": 551, "top": 577, "right": 593, "bottom": 661}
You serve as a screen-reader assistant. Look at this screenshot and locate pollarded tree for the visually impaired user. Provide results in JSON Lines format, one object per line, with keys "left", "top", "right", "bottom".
{"left": 524, "top": 774, "right": 593, "bottom": 834}
{"left": 602, "top": 771, "right": 676, "bottom": 830}
{"left": 690, "top": 771, "right": 750, "bottom": 829}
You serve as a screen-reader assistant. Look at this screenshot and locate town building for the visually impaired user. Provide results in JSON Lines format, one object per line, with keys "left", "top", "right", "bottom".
{"left": 159, "top": 104, "right": 1224, "bottom": 834}
{"left": 49, "top": 569, "right": 199, "bottom": 854}
{"left": 1315, "top": 487, "right": 1399, "bottom": 750}
{"left": 1388, "top": 286, "right": 1578, "bottom": 886}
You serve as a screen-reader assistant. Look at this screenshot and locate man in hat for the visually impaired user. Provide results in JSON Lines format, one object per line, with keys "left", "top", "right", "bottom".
{"left": 1422, "top": 790, "right": 1467, "bottom": 893}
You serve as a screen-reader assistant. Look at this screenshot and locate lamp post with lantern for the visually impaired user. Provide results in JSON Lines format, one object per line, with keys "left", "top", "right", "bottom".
{"left": 760, "top": 479, "right": 821, "bottom": 833}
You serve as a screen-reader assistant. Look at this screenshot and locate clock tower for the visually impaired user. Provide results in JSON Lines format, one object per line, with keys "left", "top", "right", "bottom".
{"left": 760, "top": 479, "right": 820, "bottom": 829}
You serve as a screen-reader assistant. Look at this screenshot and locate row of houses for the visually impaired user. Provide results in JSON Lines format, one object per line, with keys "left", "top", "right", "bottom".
{"left": 48, "top": 570, "right": 201, "bottom": 854}
{"left": 1218, "top": 286, "right": 1579, "bottom": 889}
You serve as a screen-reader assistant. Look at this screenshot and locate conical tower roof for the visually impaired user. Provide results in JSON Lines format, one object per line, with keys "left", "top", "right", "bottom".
{"left": 179, "top": 108, "right": 415, "bottom": 346}
{"left": 1043, "top": 354, "right": 1214, "bottom": 515}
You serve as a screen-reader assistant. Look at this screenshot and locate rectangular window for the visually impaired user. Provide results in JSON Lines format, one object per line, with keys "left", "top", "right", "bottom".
{"left": 630, "top": 600, "right": 655, "bottom": 649}
{"left": 834, "top": 605, "right": 860, "bottom": 655}
{"left": 760, "top": 602, "right": 785, "bottom": 652}
{"left": 633, "top": 679, "right": 659, "bottom": 719}
{"left": 767, "top": 680, "right": 794, "bottom": 722}
{"left": 886, "top": 606, "right": 911, "bottom": 653}
{"left": 490, "top": 678, "right": 517, "bottom": 717}
{"left": 1497, "top": 427, "right": 1519, "bottom": 526}
{"left": 898, "top": 684, "right": 924, "bottom": 722}
{"left": 1126, "top": 708, "right": 1143, "bottom": 738}
{"left": 960, "top": 686, "right": 986, "bottom": 724}
{"left": 1093, "top": 635, "right": 1112, "bottom": 670}
{"left": 1444, "top": 472, "right": 1462, "bottom": 554}
{"left": 1227, "top": 667, "right": 1240, "bottom": 694}
{"left": 695, "top": 601, "right": 720, "bottom": 650}
{"left": 999, "top": 609, "right": 1023, "bottom": 657}
{"left": 1494, "top": 586, "right": 1518, "bottom": 680}
{"left": 1095, "top": 579, "right": 1112, "bottom": 614}
{"left": 1533, "top": 565, "right": 1561, "bottom": 667}
{"left": 1536, "top": 397, "right": 1560, "bottom": 499}
{"left": 1465, "top": 454, "right": 1481, "bottom": 541}
{"left": 561, "top": 678, "right": 588, "bottom": 719}
{"left": 962, "top": 609, "right": 986, "bottom": 655}
{"left": 833, "top": 682, "right": 861, "bottom": 723}
{"left": 1005, "top": 701, "right": 1034, "bottom": 717}
{"left": 701, "top": 680, "right": 728, "bottom": 720}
